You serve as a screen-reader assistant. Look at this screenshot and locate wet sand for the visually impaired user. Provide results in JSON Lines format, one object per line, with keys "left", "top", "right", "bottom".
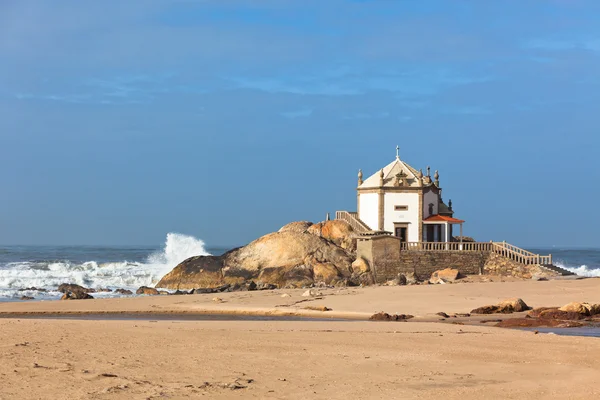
{"left": 1, "top": 278, "right": 600, "bottom": 399}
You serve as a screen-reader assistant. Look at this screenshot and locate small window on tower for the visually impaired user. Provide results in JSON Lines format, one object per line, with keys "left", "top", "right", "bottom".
{"left": 395, "top": 205, "right": 408, "bottom": 211}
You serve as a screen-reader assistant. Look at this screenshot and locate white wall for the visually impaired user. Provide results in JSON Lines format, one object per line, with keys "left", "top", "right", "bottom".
{"left": 383, "top": 192, "right": 419, "bottom": 241}
{"left": 358, "top": 193, "right": 379, "bottom": 231}
{"left": 423, "top": 189, "right": 439, "bottom": 218}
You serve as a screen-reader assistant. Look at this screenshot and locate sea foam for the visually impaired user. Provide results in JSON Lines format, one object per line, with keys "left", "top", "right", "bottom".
{"left": 556, "top": 263, "right": 600, "bottom": 277}
{"left": 0, "top": 233, "right": 209, "bottom": 300}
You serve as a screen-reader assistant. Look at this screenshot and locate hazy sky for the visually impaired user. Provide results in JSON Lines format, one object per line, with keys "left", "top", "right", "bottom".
{"left": 1, "top": 0, "right": 599, "bottom": 247}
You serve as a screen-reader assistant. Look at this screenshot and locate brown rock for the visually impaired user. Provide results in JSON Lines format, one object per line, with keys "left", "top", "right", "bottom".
{"left": 539, "top": 309, "right": 589, "bottom": 321}
{"left": 351, "top": 257, "right": 370, "bottom": 274}
{"left": 157, "top": 230, "right": 353, "bottom": 290}
{"left": 527, "top": 307, "right": 558, "bottom": 318}
{"left": 498, "top": 298, "right": 531, "bottom": 312}
{"left": 306, "top": 220, "right": 356, "bottom": 252}
{"left": 472, "top": 298, "right": 530, "bottom": 314}
{"left": 20, "top": 296, "right": 34, "bottom": 301}
{"left": 279, "top": 221, "right": 313, "bottom": 234}
{"left": 559, "top": 302, "right": 593, "bottom": 316}
{"left": 313, "top": 262, "right": 340, "bottom": 284}
{"left": 61, "top": 290, "right": 94, "bottom": 300}
{"left": 115, "top": 289, "right": 133, "bottom": 295}
{"left": 58, "top": 283, "right": 93, "bottom": 294}
{"left": 369, "top": 312, "right": 414, "bottom": 321}
{"left": 430, "top": 268, "right": 461, "bottom": 283}
{"left": 136, "top": 286, "right": 159, "bottom": 295}
{"left": 436, "top": 312, "right": 450, "bottom": 318}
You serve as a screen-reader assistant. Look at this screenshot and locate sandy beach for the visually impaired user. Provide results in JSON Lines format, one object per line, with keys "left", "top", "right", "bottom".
{"left": 0, "top": 278, "right": 599, "bottom": 399}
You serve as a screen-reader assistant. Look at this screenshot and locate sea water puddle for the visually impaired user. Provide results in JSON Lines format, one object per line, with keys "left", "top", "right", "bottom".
{"left": 0, "top": 313, "right": 352, "bottom": 322}
{"left": 521, "top": 327, "right": 600, "bottom": 338}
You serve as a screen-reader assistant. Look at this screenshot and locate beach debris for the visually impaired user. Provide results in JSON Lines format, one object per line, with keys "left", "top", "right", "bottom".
{"left": 281, "top": 293, "right": 291, "bottom": 298}
{"left": 19, "top": 296, "right": 34, "bottom": 301}
{"left": 480, "top": 319, "right": 503, "bottom": 324}
{"left": 136, "top": 286, "right": 159, "bottom": 296}
{"left": 436, "top": 312, "right": 450, "bottom": 318}
{"left": 302, "top": 289, "right": 323, "bottom": 297}
{"left": 100, "top": 373, "right": 119, "bottom": 378}
{"left": 369, "top": 312, "right": 413, "bottom": 321}
{"left": 212, "top": 297, "right": 224, "bottom": 303}
{"left": 304, "top": 306, "right": 332, "bottom": 312}
{"left": 454, "top": 313, "right": 470, "bottom": 317}
{"left": 115, "top": 288, "right": 133, "bottom": 295}
{"left": 471, "top": 298, "right": 531, "bottom": 314}
{"left": 429, "top": 268, "right": 462, "bottom": 284}
{"left": 61, "top": 290, "right": 94, "bottom": 300}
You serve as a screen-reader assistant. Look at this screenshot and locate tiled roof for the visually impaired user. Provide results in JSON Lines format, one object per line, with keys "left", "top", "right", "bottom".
{"left": 423, "top": 215, "right": 465, "bottom": 223}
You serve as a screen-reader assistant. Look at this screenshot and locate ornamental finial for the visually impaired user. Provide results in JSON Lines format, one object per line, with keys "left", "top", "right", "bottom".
{"left": 358, "top": 169, "right": 363, "bottom": 185}
{"left": 434, "top": 170, "right": 440, "bottom": 186}
{"left": 396, "top": 145, "right": 400, "bottom": 159}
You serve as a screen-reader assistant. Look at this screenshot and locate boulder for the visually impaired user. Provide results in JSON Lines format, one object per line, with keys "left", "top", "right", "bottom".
{"left": 351, "top": 257, "right": 370, "bottom": 274}
{"left": 430, "top": 268, "right": 461, "bottom": 284}
{"left": 58, "top": 283, "right": 93, "bottom": 294}
{"left": 498, "top": 298, "right": 531, "bottom": 313}
{"left": 61, "top": 290, "right": 94, "bottom": 300}
{"left": 302, "top": 289, "right": 323, "bottom": 297}
{"left": 471, "top": 298, "right": 530, "bottom": 314}
{"left": 115, "top": 289, "right": 133, "bottom": 295}
{"left": 279, "top": 221, "right": 313, "bottom": 234}
{"left": 20, "top": 296, "right": 34, "bottom": 301}
{"left": 559, "top": 302, "right": 594, "bottom": 316}
{"left": 157, "top": 230, "right": 354, "bottom": 290}
{"left": 136, "top": 286, "right": 159, "bottom": 296}
{"left": 306, "top": 220, "right": 356, "bottom": 252}
{"left": 369, "top": 312, "right": 414, "bottom": 321}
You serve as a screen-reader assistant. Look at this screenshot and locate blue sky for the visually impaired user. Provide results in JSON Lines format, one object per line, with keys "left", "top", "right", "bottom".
{"left": 1, "top": 0, "right": 600, "bottom": 247}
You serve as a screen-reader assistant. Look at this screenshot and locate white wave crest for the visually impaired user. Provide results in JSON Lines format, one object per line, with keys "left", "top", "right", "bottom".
{"left": 0, "top": 233, "right": 210, "bottom": 299}
{"left": 556, "top": 263, "right": 600, "bottom": 277}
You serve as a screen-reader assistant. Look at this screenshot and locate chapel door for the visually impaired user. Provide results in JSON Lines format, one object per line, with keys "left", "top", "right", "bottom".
{"left": 395, "top": 227, "right": 408, "bottom": 243}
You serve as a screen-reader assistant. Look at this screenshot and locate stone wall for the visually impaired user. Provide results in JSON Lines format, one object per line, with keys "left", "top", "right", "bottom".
{"left": 357, "top": 235, "right": 555, "bottom": 283}
{"left": 484, "top": 252, "right": 560, "bottom": 279}
{"left": 372, "top": 251, "right": 487, "bottom": 283}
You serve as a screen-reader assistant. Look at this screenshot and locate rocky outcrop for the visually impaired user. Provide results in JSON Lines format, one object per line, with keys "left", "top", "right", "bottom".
{"left": 471, "top": 298, "right": 531, "bottom": 314}
{"left": 279, "top": 221, "right": 313, "bottom": 234}
{"left": 157, "top": 223, "right": 367, "bottom": 290}
{"left": 306, "top": 220, "right": 356, "bottom": 252}
{"left": 498, "top": 302, "right": 600, "bottom": 328}
{"left": 136, "top": 286, "right": 160, "bottom": 295}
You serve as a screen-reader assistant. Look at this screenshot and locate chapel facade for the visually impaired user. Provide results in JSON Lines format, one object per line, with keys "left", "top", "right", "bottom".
{"left": 340, "top": 147, "right": 465, "bottom": 243}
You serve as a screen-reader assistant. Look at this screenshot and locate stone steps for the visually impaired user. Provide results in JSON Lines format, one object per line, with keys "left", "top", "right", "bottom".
{"left": 540, "top": 264, "right": 576, "bottom": 276}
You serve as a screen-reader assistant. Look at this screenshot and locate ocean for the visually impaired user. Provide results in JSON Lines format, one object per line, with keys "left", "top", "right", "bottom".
{"left": 0, "top": 236, "right": 598, "bottom": 302}
{"left": 0, "top": 233, "right": 228, "bottom": 301}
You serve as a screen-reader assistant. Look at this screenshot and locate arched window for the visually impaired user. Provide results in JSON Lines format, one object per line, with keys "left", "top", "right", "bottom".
{"left": 428, "top": 203, "right": 434, "bottom": 216}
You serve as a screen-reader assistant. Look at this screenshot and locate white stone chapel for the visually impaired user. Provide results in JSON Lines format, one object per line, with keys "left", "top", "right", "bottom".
{"left": 337, "top": 147, "right": 465, "bottom": 243}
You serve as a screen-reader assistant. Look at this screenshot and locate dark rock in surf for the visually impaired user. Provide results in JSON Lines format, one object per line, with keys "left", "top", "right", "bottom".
{"left": 58, "top": 283, "right": 94, "bottom": 294}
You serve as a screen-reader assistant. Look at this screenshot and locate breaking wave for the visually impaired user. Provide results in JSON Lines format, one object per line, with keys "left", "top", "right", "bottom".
{"left": 556, "top": 263, "right": 600, "bottom": 278}
{"left": 0, "top": 233, "right": 209, "bottom": 300}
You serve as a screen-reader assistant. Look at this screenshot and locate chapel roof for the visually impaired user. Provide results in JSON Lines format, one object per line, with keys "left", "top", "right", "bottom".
{"left": 358, "top": 156, "right": 423, "bottom": 189}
